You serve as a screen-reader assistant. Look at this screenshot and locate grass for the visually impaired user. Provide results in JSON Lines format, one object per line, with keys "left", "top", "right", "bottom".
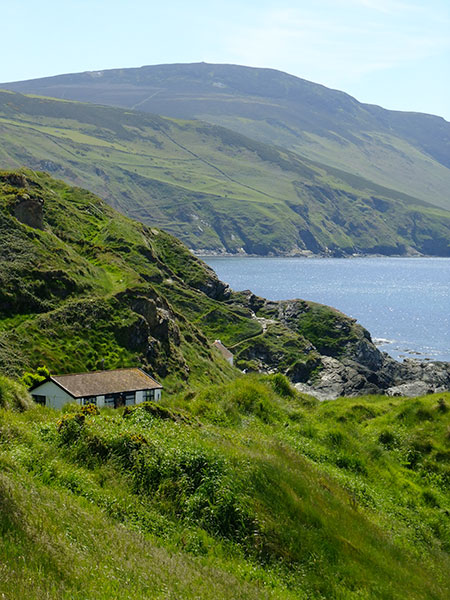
{"left": 0, "top": 375, "right": 449, "bottom": 599}
{"left": 1, "top": 89, "right": 449, "bottom": 256}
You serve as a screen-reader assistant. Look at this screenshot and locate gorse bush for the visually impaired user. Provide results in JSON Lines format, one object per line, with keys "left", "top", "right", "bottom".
{"left": 57, "top": 412, "right": 85, "bottom": 445}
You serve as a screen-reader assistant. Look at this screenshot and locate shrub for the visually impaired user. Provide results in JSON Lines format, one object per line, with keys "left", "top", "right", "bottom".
{"left": 19, "top": 365, "right": 50, "bottom": 388}
{"left": 0, "top": 375, "right": 33, "bottom": 411}
{"left": 80, "top": 403, "right": 99, "bottom": 416}
{"left": 268, "top": 373, "right": 295, "bottom": 398}
{"left": 57, "top": 412, "right": 85, "bottom": 444}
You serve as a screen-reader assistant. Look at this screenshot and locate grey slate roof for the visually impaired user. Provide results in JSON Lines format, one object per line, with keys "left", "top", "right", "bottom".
{"left": 48, "top": 368, "right": 162, "bottom": 398}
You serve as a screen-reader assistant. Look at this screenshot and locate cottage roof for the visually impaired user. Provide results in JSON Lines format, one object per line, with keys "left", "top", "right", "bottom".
{"left": 213, "top": 339, "right": 233, "bottom": 360}
{"left": 35, "top": 368, "right": 162, "bottom": 398}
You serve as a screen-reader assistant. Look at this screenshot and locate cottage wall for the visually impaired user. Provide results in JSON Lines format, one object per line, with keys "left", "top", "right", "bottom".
{"left": 135, "top": 388, "right": 162, "bottom": 404}
{"left": 31, "top": 382, "right": 162, "bottom": 409}
{"left": 31, "top": 381, "right": 74, "bottom": 409}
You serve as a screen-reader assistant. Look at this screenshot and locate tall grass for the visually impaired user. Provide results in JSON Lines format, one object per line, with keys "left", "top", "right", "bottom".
{"left": 0, "top": 376, "right": 449, "bottom": 599}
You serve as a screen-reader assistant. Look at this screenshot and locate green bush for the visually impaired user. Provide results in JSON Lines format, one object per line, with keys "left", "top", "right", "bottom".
{"left": 268, "top": 373, "right": 295, "bottom": 398}
{"left": 19, "top": 366, "right": 50, "bottom": 388}
{"left": 57, "top": 412, "right": 85, "bottom": 445}
{"left": 0, "top": 376, "right": 33, "bottom": 411}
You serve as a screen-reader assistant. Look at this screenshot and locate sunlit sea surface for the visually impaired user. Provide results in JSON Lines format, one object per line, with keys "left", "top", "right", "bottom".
{"left": 203, "top": 257, "right": 450, "bottom": 362}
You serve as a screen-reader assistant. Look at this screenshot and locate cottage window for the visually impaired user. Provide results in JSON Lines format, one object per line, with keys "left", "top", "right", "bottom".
{"left": 32, "top": 394, "right": 46, "bottom": 406}
{"left": 104, "top": 394, "right": 116, "bottom": 408}
{"left": 143, "top": 389, "right": 155, "bottom": 402}
{"left": 82, "top": 396, "right": 97, "bottom": 406}
{"left": 124, "top": 392, "right": 135, "bottom": 406}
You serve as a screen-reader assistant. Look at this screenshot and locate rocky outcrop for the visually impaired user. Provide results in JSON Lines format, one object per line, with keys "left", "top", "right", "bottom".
{"left": 234, "top": 291, "right": 450, "bottom": 399}
{"left": 193, "top": 264, "right": 232, "bottom": 301}
{"left": 14, "top": 194, "right": 44, "bottom": 229}
{"left": 0, "top": 172, "right": 45, "bottom": 230}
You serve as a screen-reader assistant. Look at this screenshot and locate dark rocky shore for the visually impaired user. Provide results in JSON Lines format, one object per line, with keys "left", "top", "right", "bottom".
{"left": 295, "top": 353, "right": 450, "bottom": 401}
{"left": 231, "top": 291, "right": 450, "bottom": 400}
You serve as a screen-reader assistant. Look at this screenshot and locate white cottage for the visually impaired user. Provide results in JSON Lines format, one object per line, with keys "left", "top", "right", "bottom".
{"left": 213, "top": 339, "right": 234, "bottom": 366}
{"left": 29, "top": 368, "right": 163, "bottom": 410}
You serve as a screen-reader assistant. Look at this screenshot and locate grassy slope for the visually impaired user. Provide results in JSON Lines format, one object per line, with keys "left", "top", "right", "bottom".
{"left": 1, "top": 90, "right": 450, "bottom": 256}
{"left": 2, "top": 62, "right": 449, "bottom": 210}
{"left": 1, "top": 169, "right": 333, "bottom": 387}
{"left": 0, "top": 375, "right": 449, "bottom": 599}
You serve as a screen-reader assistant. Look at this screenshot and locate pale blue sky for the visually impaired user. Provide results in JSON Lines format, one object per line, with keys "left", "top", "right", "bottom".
{"left": 2, "top": 0, "right": 449, "bottom": 119}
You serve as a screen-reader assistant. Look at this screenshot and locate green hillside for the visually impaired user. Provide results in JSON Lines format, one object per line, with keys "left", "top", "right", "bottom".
{"left": 1, "top": 375, "right": 449, "bottom": 599}
{"left": 1, "top": 168, "right": 349, "bottom": 386}
{"left": 1, "top": 170, "right": 449, "bottom": 598}
{"left": 1, "top": 90, "right": 450, "bottom": 256}
{"left": 3, "top": 62, "right": 449, "bottom": 210}
{"left": 1, "top": 168, "right": 448, "bottom": 400}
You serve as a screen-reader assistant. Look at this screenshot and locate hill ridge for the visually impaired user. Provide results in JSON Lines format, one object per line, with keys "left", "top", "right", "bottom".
{"left": 1, "top": 89, "right": 450, "bottom": 257}
{"left": 2, "top": 61, "right": 448, "bottom": 210}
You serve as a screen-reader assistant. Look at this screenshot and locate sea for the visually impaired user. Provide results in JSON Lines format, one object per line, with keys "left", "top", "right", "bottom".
{"left": 203, "top": 256, "right": 450, "bottom": 362}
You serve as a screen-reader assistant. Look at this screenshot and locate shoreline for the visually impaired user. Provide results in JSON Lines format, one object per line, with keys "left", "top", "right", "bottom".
{"left": 193, "top": 250, "right": 449, "bottom": 260}
{"left": 199, "top": 254, "right": 450, "bottom": 364}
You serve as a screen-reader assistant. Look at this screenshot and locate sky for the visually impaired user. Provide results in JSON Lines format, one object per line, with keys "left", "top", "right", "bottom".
{"left": 1, "top": 0, "right": 449, "bottom": 120}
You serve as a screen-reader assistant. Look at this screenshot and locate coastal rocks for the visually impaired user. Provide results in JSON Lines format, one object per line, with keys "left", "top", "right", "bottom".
{"left": 298, "top": 356, "right": 381, "bottom": 400}
{"left": 386, "top": 381, "right": 433, "bottom": 397}
{"left": 234, "top": 292, "right": 450, "bottom": 399}
{"left": 387, "top": 359, "right": 450, "bottom": 396}
{"left": 300, "top": 355, "right": 450, "bottom": 400}
{"left": 341, "top": 330, "right": 384, "bottom": 371}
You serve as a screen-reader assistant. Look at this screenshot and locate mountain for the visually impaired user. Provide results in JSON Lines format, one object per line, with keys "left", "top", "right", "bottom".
{"left": 1, "top": 90, "right": 450, "bottom": 257}
{"left": 2, "top": 62, "right": 449, "bottom": 211}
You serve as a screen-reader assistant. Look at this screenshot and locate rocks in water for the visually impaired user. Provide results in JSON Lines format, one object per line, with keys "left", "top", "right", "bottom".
{"left": 235, "top": 291, "right": 450, "bottom": 399}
